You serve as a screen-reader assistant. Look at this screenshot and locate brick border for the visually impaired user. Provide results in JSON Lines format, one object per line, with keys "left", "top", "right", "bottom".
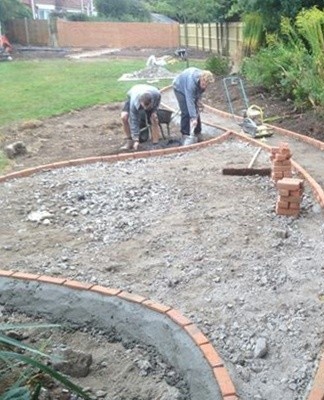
{"left": 307, "top": 353, "right": 324, "bottom": 400}
{"left": 0, "top": 131, "right": 231, "bottom": 183}
{"left": 1, "top": 98, "right": 324, "bottom": 398}
{"left": 0, "top": 270, "right": 238, "bottom": 400}
{"left": 227, "top": 130, "right": 324, "bottom": 208}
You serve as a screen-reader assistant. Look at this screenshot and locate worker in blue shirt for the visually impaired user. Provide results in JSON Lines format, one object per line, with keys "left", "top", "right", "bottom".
{"left": 173, "top": 68, "right": 214, "bottom": 143}
{"left": 121, "top": 84, "right": 161, "bottom": 151}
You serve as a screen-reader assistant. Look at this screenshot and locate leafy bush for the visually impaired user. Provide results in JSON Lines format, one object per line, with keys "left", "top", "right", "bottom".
{"left": 66, "top": 13, "right": 91, "bottom": 21}
{"left": 242, "top": 8, "right": 324, "bottom": 110}
{"left": 205, "top": 54, "right": 229, "bottom": 76}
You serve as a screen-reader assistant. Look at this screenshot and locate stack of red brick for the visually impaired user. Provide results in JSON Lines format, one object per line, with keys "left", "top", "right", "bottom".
{"left": 270, "top": 142, "right": 292, "bottom": 182}
{"left": 270, "top": 142, "right": 304, "bottom": 216}
{"left": 276, "top": 178, "right": 304, "bottom": 216}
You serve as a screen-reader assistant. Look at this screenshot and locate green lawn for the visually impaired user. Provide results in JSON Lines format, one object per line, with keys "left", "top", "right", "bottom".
{"left": 0, "top": 58, "right": 205, "bottom": 127}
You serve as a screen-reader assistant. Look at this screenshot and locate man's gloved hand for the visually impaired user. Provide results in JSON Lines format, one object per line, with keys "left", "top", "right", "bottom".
{"left": 197, "top": 100, "right": 204, "bottom": 112}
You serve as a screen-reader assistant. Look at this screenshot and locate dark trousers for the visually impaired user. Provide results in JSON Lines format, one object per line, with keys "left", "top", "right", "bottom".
{"left": 174, "top": 89, "right": 201, "bottom": 136}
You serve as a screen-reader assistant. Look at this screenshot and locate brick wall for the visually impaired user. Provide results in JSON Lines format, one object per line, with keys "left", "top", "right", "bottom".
{"left": 56, "top": 20, "right": 179, "bottom": 48}
{"left": 7, "top": 19, "right": 179, "bottom": 49}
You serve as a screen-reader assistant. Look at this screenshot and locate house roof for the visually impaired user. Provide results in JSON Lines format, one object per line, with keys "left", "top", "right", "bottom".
{"left": 21, "top": 0, "right": 92, "bottom": 8}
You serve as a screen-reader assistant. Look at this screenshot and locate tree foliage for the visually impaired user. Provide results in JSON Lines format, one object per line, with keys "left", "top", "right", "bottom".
{"left": 0, "top": 0, "right": 32, "bottom": 27}
{"left": 95, "top": 0, "right": 151, "bottom": 22}
{"left": 228, "top": 0, "right": 324, "bottom": 31}
{"left": 145, "top": 0, "right": 324, "bottom": 28}
{"left": 144, "top": 0, "right": 234, "bottom": 22}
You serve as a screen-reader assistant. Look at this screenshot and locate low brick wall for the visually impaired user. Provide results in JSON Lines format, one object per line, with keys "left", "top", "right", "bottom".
{"left": 7, "top": 18, "right": 180, "bottom": 49}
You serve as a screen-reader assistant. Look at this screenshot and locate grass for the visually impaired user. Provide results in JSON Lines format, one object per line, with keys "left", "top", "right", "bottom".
{"left": 0, "top": 57, "right": 206, "bottom": 127}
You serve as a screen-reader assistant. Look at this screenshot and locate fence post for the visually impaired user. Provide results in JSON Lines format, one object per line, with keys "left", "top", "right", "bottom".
{"left": 202, "top": 23, "right": 205, "bottom": 51}
{"left": 24, "top": 17, "right": 30, "bottom": 46}
{"left": 185, "top": 23, "right": 188, "bottom": 48}
{"left": 48, "top": 17, "right": 58, "bottom": 47}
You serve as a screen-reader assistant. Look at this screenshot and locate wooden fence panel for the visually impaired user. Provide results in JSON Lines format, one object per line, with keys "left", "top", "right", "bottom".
{"left": 179, "top": 22, "right": 243, "bottom": 63}
{"left": 7, "top": 18, "right": 243, "bottom": 65}
{"left": 7, "top": 19, "right": 50, "bottom": 46}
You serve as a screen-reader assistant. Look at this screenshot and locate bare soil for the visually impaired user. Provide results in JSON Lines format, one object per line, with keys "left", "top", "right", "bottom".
{"left": 1, "top": 47, "right": 324, "bottom": 400}
{"left": 2, "top": 45, "right": 324, "bottom": 176}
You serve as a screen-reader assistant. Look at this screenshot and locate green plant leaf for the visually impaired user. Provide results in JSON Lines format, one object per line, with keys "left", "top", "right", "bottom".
{"left": 0, "top": 334, "right": 50, "bottom": 359}
{"left": 0, "top": 352, "right": 90, "bottom": 400}
{"left": 0, "top": 386, "right": 30, "bottom": 400}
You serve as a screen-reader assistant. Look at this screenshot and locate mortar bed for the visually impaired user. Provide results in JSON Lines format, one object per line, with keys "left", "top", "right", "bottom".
{"left": 0, "top": 273, "right": 233, "bottom": 400}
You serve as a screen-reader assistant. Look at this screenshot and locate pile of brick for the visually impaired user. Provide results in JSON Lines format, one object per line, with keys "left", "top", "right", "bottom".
{"left": 270, "top": 142, "right": 304, "bottom": 216}
{"left": 270, "top": 142, "right": 292, "bottom": 182}
{"left": 276, "top": 178, "right": 304, "bottom": 216}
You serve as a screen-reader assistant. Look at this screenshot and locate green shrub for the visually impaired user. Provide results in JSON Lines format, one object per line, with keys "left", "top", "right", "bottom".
{"left": 66, "top": 13, "right": 90, "bottom": 21}
{"left": 205, "top": 54, "right": 229, "bottom": 76}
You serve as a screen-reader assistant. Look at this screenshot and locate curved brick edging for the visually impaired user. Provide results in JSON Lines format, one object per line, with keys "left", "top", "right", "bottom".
{"left": 307, "top": 353, "right": 324, "bottom": 400}
{"left": 0, "top": 271, "right": 238, "bottom": 400}
{"left": 1, "top": 102, "right": 323, "bottom": 399}
{"left": 0, "top": 131, "right": 231, "bottom": 183}
{"left": 227, "top": 130, "right": 324, "bottom": 208}
{"left": 203, "top": 103, "right": 324, "bottom": 151}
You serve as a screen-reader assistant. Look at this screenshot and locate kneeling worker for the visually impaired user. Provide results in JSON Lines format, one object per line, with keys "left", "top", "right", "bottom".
{"left": 121, "top": 84, "right": 161, "bottom": 151}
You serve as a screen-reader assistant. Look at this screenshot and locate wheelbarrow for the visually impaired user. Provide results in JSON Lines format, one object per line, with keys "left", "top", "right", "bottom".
{"left": 139, "top": 108, "right": 174, "bottom": 143}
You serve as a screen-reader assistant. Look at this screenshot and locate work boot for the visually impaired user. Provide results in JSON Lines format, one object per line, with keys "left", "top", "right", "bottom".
{"left": 120, "top": 139, "right": 133, "bottom": 150}
{"left": 196, "top": 133, "right": 204, "bottom": 143}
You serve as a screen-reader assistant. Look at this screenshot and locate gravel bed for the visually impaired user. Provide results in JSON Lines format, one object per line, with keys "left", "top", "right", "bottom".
{"left": 1, "top": 140, "right": 324, "bottom": 400}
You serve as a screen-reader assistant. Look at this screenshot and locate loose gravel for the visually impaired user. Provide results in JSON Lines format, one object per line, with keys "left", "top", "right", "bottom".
{"left": 1, "top": 140, "right": 324, "bottom": 400}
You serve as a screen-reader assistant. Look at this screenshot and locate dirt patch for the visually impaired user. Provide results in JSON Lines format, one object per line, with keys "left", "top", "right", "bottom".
{"left": 1, "top": 141, "right": 324, "bottom": 400}
{"left": 2, "top": 46, "right": 324, "bottom": 175}
{"left": 1, "top": 47, "right": 324, "bottom": 400}
{"left": 1, "top": 310, "right": 188, "bottom": 400}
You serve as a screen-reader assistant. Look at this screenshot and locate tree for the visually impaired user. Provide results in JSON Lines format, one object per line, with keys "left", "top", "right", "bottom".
{"left": 0, "top": 0, "right": 32, "bottom": 27}
{"left": 95, "top": 0, "right": 150, "bottom": 21}
{"left": 228, "top": 0, "right": 324, "bottom": 31}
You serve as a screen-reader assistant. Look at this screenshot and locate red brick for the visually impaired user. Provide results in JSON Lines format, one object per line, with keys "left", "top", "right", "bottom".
{"left": 132, "top": 151, "right": 151, "bottom": 159}
{"left": 91, "top": 285, "right": 121, "bottom": 296}
{"left": 271, "top": 147, "right": 280, "bottom": 154}
{"left": 166, "top": 309, "right": 192, "bottom": 327}
{"left": 283, "top": 171, "right": 293, "bottom": 177}
{"left": 118, "top": 153, "right": 135, "bottom": 161}
{"left": 290, "top": 189, "right": 303, "bottom": 196}
{"left": 276, "top": 207, "right": 299, "bottom": 216}
{"left": 118, "top": 291, "right": 146, "bottom": 304}
{"left": 277, "top": 178, "right": 304, "bottom": 190}
{"left": 200, "top": 343, "right": 223, "bottom": 367}
{"left": 149, "top": 148, "right": 168, "bottom": 156}
{"left": 64, "top": 280, "right": 94, "bottom": 290}
{"left": 213, "top": 366, "right": 236, "bottom": 397}
{"left": 277, "top": 200, "right": 289, "bottom": 209}
{"left": 142, "top": 299, "right": 171, "bottom": 313}
{"left": 280, "top": 195, "right": 301, "bottom": 204}
{"left": 289, "top": 203, "right": 300, "bottom": 210}
{"left": 101, "top": 155, "right": 120, "bottom": 163}
{"left": 0, "top": 269, "right": 15, "bottom": 277}
{"left": 272, "top": 172, "right": 284, "bottom": 179}
{"left": 278, "top": 189, "right": 290, "bottom": 196}
{"left": 307, "top": 355, "right": 324, "bottom": 400}
{"left": 184, "top": 324, "right": 209, "bottom": 346}
{"left": 273, "top": 165, "right": 292, "bottom": 172}
{"left": 12, "top": 272, "right": 40, "bottom": 281}
{"left": 38, "top": 275, "right": 66, "bottom": 285}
